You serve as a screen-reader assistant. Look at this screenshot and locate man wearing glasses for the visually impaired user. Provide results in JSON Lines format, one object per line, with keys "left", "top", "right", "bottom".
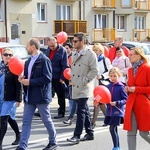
{"left": 67, "top": 32, "right": 98, "bottom": 144}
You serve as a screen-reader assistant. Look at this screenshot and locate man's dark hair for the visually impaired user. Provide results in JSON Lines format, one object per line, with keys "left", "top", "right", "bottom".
{"left": 74, "top": 32, "right": 87, "bottom": 43}
{"left": 65, "top": 43, "right": 72, "bottom": 48}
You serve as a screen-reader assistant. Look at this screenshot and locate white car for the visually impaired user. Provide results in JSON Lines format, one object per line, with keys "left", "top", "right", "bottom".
{"left": 0, "top": 42, "right": 29, "bottom": 61}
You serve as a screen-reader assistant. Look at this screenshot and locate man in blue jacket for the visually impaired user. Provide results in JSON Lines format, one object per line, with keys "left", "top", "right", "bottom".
{"left": 47, "top": 37, "right": 68, "bottom": 119}
{"left": 16, "top": 38, "right": 57, "bottom": 150}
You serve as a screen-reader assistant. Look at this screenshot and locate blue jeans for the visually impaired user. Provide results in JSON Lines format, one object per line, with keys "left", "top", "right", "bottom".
{"left": 69, "top": 99, "right": 77, "bottom": 118}
{"left": 74, "top": 98, "right": 93, "bottom": 138}
{"left": 19, "top": 103, "right": 57, "bottom": 150}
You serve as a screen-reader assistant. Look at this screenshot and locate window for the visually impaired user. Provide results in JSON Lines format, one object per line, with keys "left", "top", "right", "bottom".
{"left": 0, "top": 1, "right": 2, "bottom": 21}
{"left": 56, "top": 5, "right": 71, "bottom": 20}
{"left": 37, "top": 3, "right": 47, "bottom": 22}
{"left": 94, "top": 14, "right": 107, "bottom": 29}
{"left": 40, "top": 39, "right": 44, "bottom": 46}
{"left": 117, "top": 15, "right": 126, "bottom": 30}
{"left": 135, "top": 16, "right": 145, "bottom": 29}
{"left": 122, "top": 0, "right": 131, "bottom": 7}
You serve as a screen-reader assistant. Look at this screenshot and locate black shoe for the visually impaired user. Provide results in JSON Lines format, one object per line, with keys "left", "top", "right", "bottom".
{"left": 34, "top": 112, "right": 41, "bottom": 117}
{"left": 15, "top": 146, "right": 25, "bottom": 150}
{"left": 80, "top": 134, "right": 94, "bottom": 141}
{"left": 12, "top": 132, "right": 21, "bottom": 145}
{"left": 102, "top": 124, "right": 107, "bottom": 127}
{"left": 67, "top": 136, "right": 80, "bottom": 144}
{"left": 43, "top": 143, "right": 57, "bottom": 150}
{"left": 54, "top": 114, "right": 64, "bottom": 119}
{"left": 63, "top": 118, "right": 72, "bottom": 125}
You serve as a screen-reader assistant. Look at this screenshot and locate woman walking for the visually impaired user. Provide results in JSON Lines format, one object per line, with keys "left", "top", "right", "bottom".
{"left": 123, "top": 47, "right": 150, "bottom": 150}
{"left": 0, "top": 48, "right": 22, "bottom": 150}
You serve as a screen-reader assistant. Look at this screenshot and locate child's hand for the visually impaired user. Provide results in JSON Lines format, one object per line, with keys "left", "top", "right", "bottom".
{"left": 110, "top": 101, "right": 116, "bottom": 106}
{"left": 93, "top": 99, "right": 99, "bottom": 107}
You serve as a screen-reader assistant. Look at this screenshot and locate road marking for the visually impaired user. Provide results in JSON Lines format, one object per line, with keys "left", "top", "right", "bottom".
{"left": 3, "top": 126, "right": 123, "bottom": 149}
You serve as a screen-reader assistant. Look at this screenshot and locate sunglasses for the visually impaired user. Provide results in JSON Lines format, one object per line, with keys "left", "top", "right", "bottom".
{"left": 3, "top": 53, "right": 13, "bottom": 57}
{"left": 72, "top": 40, "right": 80, "bottom": 43}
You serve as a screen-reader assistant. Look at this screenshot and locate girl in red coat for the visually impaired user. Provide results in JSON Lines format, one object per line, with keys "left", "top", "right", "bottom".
{"left": 124, "top": 47, "right": 150, "bottom": 150}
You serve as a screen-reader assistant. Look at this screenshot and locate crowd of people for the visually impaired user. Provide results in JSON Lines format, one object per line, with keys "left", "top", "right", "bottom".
{"left": 0, "top": 33, "right": 150, "bottom": 150}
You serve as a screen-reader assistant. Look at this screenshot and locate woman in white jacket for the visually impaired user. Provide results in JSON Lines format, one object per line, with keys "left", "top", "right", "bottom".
{"left": 92, "top": 43, "right": 112, "bottom": 128}
{"left": 112, "top": 47, "right": 131, "bottom": 84}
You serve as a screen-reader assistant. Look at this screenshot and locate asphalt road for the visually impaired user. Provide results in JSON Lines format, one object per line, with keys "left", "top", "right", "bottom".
{"left": 2, "top": 97, "right": 150, "bottom": 150}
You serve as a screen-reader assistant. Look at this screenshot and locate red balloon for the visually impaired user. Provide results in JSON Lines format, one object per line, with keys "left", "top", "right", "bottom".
{"left": 103, "top": 46, "right": 109, "bottom": 57}
{"left": 57, "top": 31, "right": 68, "bottom": 44}
{"left": 93, "top": 85, "right": 111, "bottom": 104}
{"left": 63, "top": 68, "right": 71, "bottom": 80}
{"left": 8, "top": 57, "right": 24, "bottom": 75}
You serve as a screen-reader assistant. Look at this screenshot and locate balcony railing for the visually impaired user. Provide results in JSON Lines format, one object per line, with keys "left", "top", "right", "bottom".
{"left": 132, "top": 29, "right": 150, "bottom": 41}
{"left": 54, "top": 20, "right": 87, "bottom": 35}
{"left": 132, "top": 0, "right": 150, "bottom": 10}
{"left": 93, "top": 0, "right": 116, "bottom": 8}
{"left": 93, "top": 28, "right": 115, "bottom": 42}
{"left": 56, "top": 0, "right": 85, "bottom": 1}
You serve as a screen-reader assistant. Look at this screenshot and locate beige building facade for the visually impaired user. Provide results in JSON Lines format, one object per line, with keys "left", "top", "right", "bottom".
{"left": 0, "top": 0, "right": 150, "bottom": 45}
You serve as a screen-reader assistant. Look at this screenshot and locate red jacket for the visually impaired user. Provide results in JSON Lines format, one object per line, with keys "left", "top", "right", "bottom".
{"left": 108, "top": 46, "right": 130, "bottom": 63}
{"left": 123, "top": 62, "right": 150, "bottom": 131}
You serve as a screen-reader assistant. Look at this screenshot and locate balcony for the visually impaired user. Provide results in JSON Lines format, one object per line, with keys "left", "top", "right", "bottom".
{"left": 56, "top": 0, "right": 86, "bottom": 1}
{"left": 132, "top": 29, "right": 150, "bottom": 41}
{"left": 93, "top": 28, "right": 115, "bottom": 42}
{"left": 93, "top": 0, "right": 116, "bottom": 10}
{"left": 54, "top": 20, "right": 87, "bottom": 36}
{"left": 133, "top": 0, "right": 150, "bottom": 11}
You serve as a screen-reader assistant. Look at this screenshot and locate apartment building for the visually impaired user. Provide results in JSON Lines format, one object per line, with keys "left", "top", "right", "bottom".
{"left": 0, "top": 0, "right": 150, "bottom": 45}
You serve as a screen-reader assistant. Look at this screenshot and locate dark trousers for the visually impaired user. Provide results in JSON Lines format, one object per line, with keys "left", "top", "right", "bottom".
{"left": 74, "top": 98, "right": 93, "bottom": 138}
{"left": 109, "top": 125, "right": 120, "bottom": 148}
{"left": 52, "top": 79, "right": 66, "bottom": 116}
{"left": 0, "top": 115, "right": 20, "bottom": 143}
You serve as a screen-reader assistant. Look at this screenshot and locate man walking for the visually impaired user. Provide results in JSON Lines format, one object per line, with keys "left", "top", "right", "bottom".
{"left": 47, "top": 37, "right": 68, "bottom": 119}
{"left": 16, "top": 38, "right": 57, "bottom": 150}
{"left": 67, "top": 32, "right": 98, "bottom": 144}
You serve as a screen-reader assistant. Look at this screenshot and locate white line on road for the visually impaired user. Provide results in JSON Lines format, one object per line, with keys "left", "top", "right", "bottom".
{"left": 3, "top": 126, "right": 122, "bottom": 149}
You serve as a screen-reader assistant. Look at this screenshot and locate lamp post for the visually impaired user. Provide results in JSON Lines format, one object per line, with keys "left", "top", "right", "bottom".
{"left": 4, "top": 0, "right": 8, "bottom": 42}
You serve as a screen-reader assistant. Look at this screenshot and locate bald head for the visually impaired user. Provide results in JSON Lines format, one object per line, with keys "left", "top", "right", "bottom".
{"left": 47, "top": 37, "right": 58, "bottom": 50}
{"left": 114, "top": 36, "right": 123, "bottom": 47}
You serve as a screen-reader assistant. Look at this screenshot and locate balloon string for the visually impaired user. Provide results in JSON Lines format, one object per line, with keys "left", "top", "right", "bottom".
{"left": 114, "top": 106, "right": 124, "bottom": 114}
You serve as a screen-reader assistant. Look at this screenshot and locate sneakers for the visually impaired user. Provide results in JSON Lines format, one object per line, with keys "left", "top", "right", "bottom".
{"left": 63, "top": 117, "right": 72, "bottom": 125}
{"left": 43, "top": 143, "right": 57, "bottom": 150}
{"left": 67, "top": 136, "right": 80, "bottom": 144}
{"left": 15, "top": 146, "right": 25, "bottom": 150}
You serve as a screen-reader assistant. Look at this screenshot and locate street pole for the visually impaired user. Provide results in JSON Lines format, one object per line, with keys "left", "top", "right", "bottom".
{"left": 4, "top": 0, "right": 8, "bottom": 42}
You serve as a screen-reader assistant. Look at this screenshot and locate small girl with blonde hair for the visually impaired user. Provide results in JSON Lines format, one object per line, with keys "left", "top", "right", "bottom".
{"left": 104, "top": 67, "right": 128, "bottom": 150}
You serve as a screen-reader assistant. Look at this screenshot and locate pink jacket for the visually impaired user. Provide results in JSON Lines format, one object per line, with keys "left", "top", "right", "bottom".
{"left": 112, "top": 56, "right": 131, "bottom": 76}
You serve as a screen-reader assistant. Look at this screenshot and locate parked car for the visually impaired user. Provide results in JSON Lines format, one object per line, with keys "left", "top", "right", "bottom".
{"left": 0, "top": 42, "right": 29, "bottom": 61}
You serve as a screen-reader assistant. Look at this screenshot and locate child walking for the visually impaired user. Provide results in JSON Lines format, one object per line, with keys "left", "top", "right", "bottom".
{"left": 104, "top": 67, "right": 128, "bottom": 150}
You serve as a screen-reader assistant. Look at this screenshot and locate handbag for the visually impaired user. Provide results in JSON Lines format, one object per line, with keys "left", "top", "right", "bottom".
{"left": 99, "top": 78, "right": 110, "bottom": 86}
{"left": 98, "top": 57, "right": 110, "bottom": 86}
